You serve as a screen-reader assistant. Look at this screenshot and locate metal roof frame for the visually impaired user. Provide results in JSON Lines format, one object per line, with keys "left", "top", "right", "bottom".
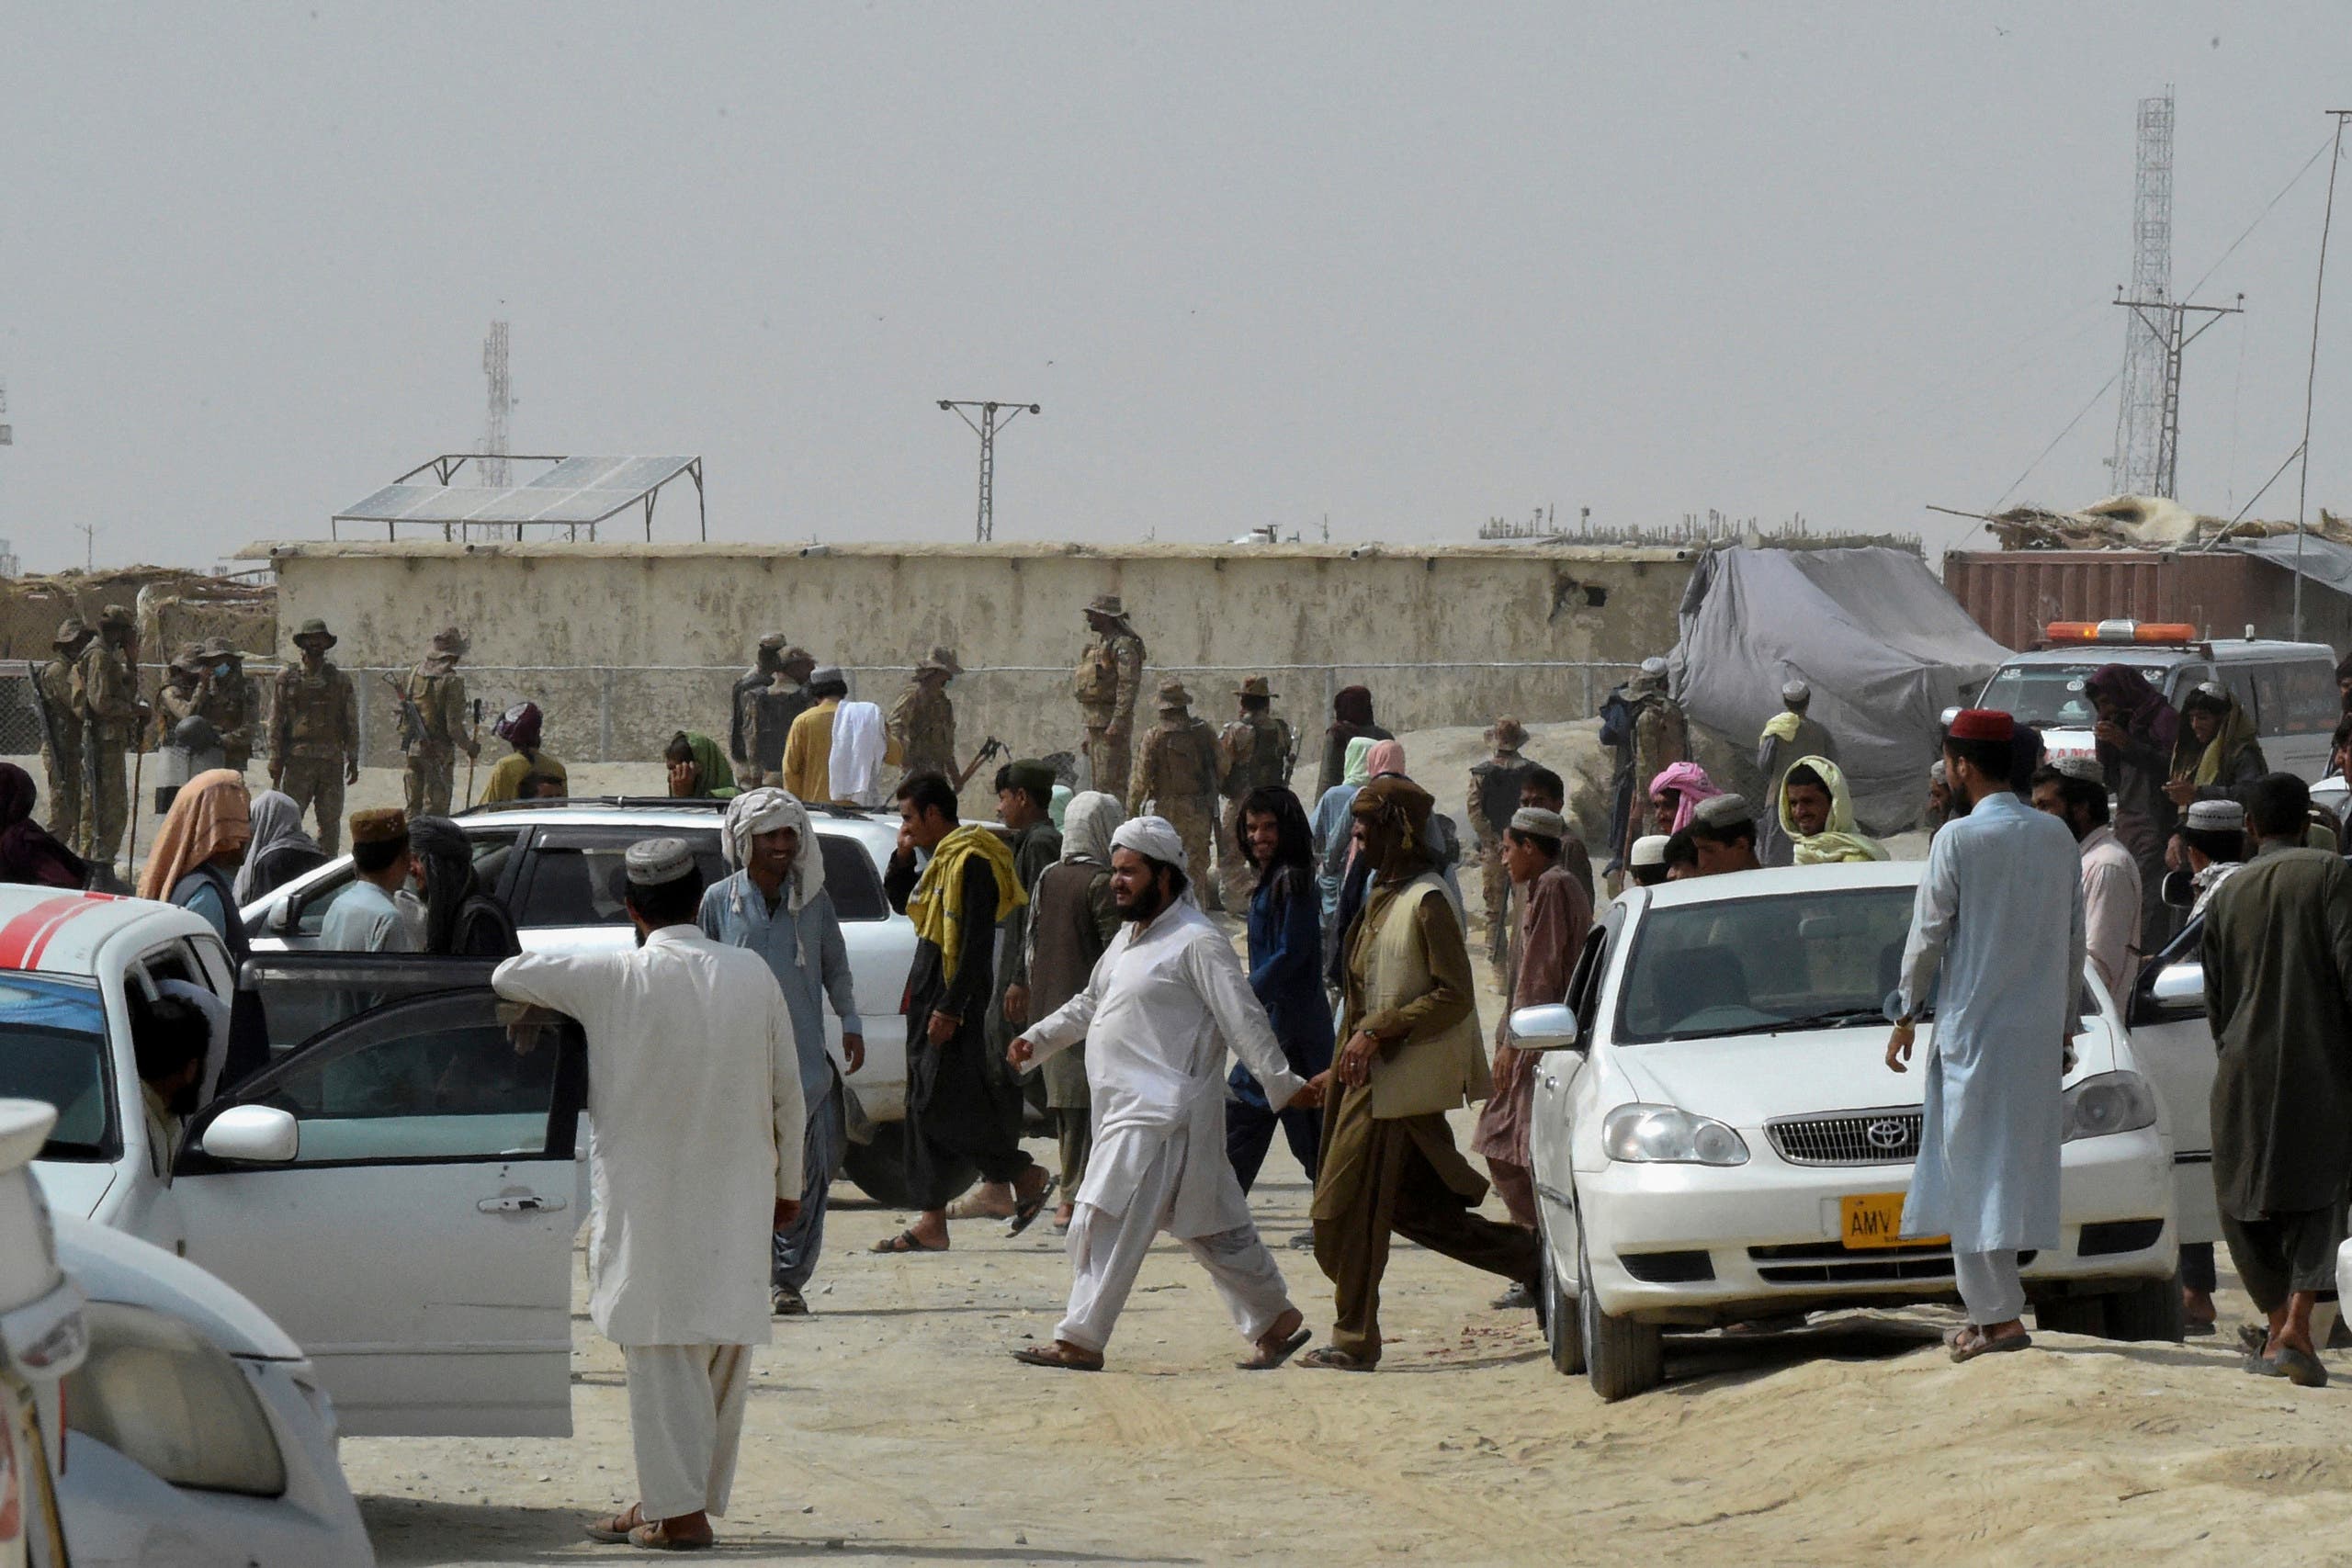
{"left": 331, "top": 453, "right": 706, "bottom": 542}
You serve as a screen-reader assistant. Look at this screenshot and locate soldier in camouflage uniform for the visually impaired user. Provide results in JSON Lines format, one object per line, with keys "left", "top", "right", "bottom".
{"left": 729, "top": 633, "right": 788, "bottom": 786}
{"left": 749, "top": 646, "right": 818, "bottom": 787}
{"left": 1073, "top": 593, "right": 1145, "bottom": 800}
{"left": 36, "top": 618, "right": 94, "bottom": 852}
{"left": 72, "top": 604, "right": 146, "bottom": 872}
{"left": 889, "top": 647, "right": 963, "bottom": 784}
{"left": 1466, "top": 716, "right": 1539, "bottom": 973}
{"left": 1128, "top": 680, "right": 1221, "bottom": 904}
{"left": 155, "top": 645, "right": 208, "bottom": 747}
{"left": 1216, "top": 675, "right": 1294, "bottom": 913}
{"left": 401, "top": 626, "right": 480, "bottom": 817}
{"left": 270, "top": 618, "right": 360, "bottom": 855}
{"left": 198, "top": 637, "right": 259, "bottom": 773}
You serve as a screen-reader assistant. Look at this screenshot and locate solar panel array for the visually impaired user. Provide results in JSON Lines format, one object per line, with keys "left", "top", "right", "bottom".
{"left": 334, "top": 457, "right": 697, "bottom": 526}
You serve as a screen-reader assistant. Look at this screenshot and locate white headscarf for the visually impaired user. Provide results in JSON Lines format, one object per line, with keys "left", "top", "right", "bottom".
{"left": 1061, "top": 791, "right": 1124, "bottom": 865}
{"left": 1112, "top": 814, "right": 1187, "bottom": 873}
{"left": 721, "top": 787, "right": 825, "bottom": 915}
{"left": 827, "top": 700, "right": 890, "bottom": 807}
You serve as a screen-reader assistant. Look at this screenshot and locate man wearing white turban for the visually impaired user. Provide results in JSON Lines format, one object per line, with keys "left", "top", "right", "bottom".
{"left": 1007, "top": 816, "right": 1322, "bottom": 1371}
{"left": 697, "top": 788, "right": 865, "bottom": 1315}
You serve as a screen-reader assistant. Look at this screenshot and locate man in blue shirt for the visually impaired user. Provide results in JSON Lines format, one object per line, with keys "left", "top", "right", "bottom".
{"left": 698, "top": 789, "right": 864, "bottom": 1315}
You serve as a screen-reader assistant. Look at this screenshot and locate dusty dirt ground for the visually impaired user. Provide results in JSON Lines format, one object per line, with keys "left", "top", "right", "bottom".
{"left": 345, "top": 922, "right": 2352, "bottom": 1568}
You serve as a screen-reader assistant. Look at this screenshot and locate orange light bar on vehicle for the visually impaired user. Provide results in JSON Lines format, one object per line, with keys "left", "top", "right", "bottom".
{"left": 2042, "top": 619, "right": 2200, "bottom": 645}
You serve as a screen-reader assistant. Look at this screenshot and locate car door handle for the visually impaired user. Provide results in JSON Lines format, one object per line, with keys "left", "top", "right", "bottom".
{"left": 478, "top": 1194, "right": 568, "bottom": 1214}
{"left": 1542, "top": 1074, "right": 1558, "bottom": 1091}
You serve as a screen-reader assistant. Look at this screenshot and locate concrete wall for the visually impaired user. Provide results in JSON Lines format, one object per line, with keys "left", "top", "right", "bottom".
{"left": 249, "top": 539, "right": 1695, "bottom": 791}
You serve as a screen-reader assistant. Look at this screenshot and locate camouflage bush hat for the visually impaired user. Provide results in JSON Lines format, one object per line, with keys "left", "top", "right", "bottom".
{"left": 292, "top": 618, "right": 338, "bottom": 649}
{"left": 1084, "top": 593, "right": 1131, "bottom": 626}
{"left": 97, "top": 604, "right": 133, "bottom": 632}
{"left": 1490, "top": 715, "right": 1528, "bottom": 750}
{"left": 1156, "top": 679, "right": 1193, "bottom": 710}
{"left": 52, "top": 617, "right": 90, "bottom": 648}
{"left": 170, "top": 642, "right": 207, "bottom": 673}
{"left": 1233, "top": 675, "right": 1276, "bottom": 699}
{"left": 917, "top": 647, "right": 964, "bottom": 678}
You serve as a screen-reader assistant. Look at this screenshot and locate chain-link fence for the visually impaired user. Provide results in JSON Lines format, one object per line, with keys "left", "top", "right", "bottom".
{"left": 0, "top": 658, "right": 1644, "bottom": 773}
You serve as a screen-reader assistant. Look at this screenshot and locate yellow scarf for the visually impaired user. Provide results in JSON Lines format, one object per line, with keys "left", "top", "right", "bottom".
{"left": 1760, "top": 710, "right": 1804, "bottom": 745}
{"left": 904, "top": 824, "right": 1027, "bottom": 982}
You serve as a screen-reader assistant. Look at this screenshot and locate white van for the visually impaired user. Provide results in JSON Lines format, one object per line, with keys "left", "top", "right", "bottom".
{"left": 1973, "top": 624, "right": 2338, "bottom": 779}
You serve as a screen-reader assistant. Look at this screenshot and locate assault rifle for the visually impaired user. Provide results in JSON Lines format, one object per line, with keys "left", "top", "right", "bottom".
{"left": 382, "top": 672, "right": 428, "bottom": 755}
{"left": 20, "top": 662, "right": 64, "bottom": 773}
{"left": 951, "top": 736, "right": 1008, "bottom": 791}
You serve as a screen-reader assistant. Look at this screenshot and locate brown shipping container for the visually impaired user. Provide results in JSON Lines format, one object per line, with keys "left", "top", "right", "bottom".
{"left": 1942, "top": 549, "right": 2352, "bottom": 652}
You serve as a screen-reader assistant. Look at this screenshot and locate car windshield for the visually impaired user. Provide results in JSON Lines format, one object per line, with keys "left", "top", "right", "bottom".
{"left": 1618, "top": 885, "right": 2100, "bottom": 1043}
{"left": 0, "top": 974, "right": 118, "bottom": 1161}
{"left": 1976, "top": 661, "right": 2166, "bottom": 729}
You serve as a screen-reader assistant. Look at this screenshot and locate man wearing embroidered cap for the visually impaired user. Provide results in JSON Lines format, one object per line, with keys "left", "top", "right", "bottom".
{"left": 322, "top": 809, "right": 417, "bottom": 953}
{"left": 1007, "top": 815, "right": 1319, "bottom": 1371}
{"left": 1074, "top": 593, "right": 1146, "bottom": 800}
{"left": 2030, "top": 756, "right": 2144, "bottom": 997}
{"left": 1686, "top": 793, "right": 1763, "bottom": 876}
{"left": 1756, "top": 679, "right": 1836, "bottom": 866}
{"left": 1887, "top": 708, "right": 2086, "bottom": 1365}
{"left": 493, "top": 836, "right": 804, "bottom": 1550}
{"left": 1472, "top": 807, "right": 1591, "bottom": 1283}
{"left": 36, "top": 617, "right": 93, "bottom": 852}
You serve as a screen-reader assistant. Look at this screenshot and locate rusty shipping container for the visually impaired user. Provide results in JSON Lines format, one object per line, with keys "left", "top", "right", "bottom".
{"left": 1942, "top": 549, "right": 2352, "bottom": 651}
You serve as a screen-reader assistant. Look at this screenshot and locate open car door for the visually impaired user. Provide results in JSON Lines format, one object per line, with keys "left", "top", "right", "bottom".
{"left": 169, "top": 953, "right": 584, "bottom": 1438}
{"left": 2128, "top": 918, "right": 2220, "bottom": 1247}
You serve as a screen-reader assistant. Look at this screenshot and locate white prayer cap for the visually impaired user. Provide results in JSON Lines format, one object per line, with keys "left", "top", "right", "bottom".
{"left": 1640, "top": 656, "right": 1668, "bottom": 677}
{"left": 1929, "top": 760, "right": 1948, "bottom": 785}
{"left": 626, "top": 836, "right": 697, "bottom": 886}
{"left": 2053, "top": 755, "right": 2104, "bottom": 784}
{"left": 1781, "top": 679, "right": 1811, "bottom": 705}
{"left": 1112, "top": 814, "right": 1187, "bottom": 872}
{"left": 1629, "top": 834, "right": 1669, "bottom": 868}
{"left": 1510, "top": 807, "right": 1568, "bottom": 839}
{"left": 2187, "top": 798, "right": 2246, "bottom": 832}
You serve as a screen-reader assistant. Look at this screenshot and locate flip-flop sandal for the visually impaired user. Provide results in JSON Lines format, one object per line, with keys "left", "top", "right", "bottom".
{"left": 584, "top": 1505, "right": 642, "bottom": 1544}
{"left": 1238, "top": 1325, "right": 1314, "bottom": 1371}
{"left": 1950, "top": 1327, "right": 2032, "bottom": 1363}
{"left": 1011, "top": 1342, "right": 1102, "bottom": 1371}
{"left": 1296, "top": 1346, "right": 1375, "bottom": 1371}
{"left": 945, "top": 1192, "right": 1015, "bottom": 1222}
{"left": 2275, "top": 1346, "right": 2331, "bottom": 1388}
{"left": 628, "top": 1522, "right": 714, "bottom": 1551}
{"left": 870, "top": 1228, "right": 948, "bottom": 1254}
{"left": 1006, "top": 1176, "right": 1059, "bottom": 1236}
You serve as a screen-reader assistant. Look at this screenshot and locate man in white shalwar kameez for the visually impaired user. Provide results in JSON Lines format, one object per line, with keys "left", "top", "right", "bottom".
{"left": 1887, "top": 710, "right": 2085, "bottom": 1363}
{"left": 492, "top": 838, "right": 805, "bottom": 1551}
{"left": 1005, "top": 816, "right": 1322, "bottom": 1371}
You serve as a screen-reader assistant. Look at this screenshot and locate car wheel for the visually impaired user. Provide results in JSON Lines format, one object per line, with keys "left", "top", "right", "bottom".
{"left": 2101, "top": 1272, "right": 2187, "bottom": 1343}
{"left": 1578, "top": 1229, "right": 1662, "bottom": 1401}
{"left": 840, "top": 1130, "right": 974, "bottom": 1211}
{"left": 1543, "top": 1225, "right": 1585, "bottom": 1376}
{"left": 2032, "top": 1293, "right": 2109, "bottom": 1337}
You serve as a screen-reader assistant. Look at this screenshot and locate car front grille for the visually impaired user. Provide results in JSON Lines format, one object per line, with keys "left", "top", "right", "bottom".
{"left": 1766, "top": 1110, "right": 1923, "bottom": 1166}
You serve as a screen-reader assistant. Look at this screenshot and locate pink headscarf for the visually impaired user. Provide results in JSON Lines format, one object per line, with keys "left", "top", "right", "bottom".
{"left": 1648, "top": 761, "right": 1720, "bottom": 834}
{"left": 1363, "top": 739, "right": 1408, "bottom": 778}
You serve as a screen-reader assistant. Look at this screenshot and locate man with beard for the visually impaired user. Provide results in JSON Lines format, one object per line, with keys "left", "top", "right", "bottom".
{"left": 1298, "top": 775, "right": 1537, "bottom": 1371}
{"left": 1007, "top": 816, "right": 1319, "bottom": 1372}
{"left": 2029, "top": 759, "right": 2142, "bottom": 999}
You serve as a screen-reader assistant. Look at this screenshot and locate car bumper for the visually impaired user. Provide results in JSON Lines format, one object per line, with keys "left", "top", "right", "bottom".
{"left": 1573, "top": 1128, "right": 2177, "bottom": 1324}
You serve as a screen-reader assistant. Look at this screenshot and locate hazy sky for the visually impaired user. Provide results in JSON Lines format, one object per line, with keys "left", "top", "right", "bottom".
{"left": 3, "top": 4, "right": 2350, "bottom": 574}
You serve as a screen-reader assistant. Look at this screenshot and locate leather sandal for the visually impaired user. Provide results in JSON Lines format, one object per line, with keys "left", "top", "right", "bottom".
{"left": 1012, "top": 1340, "right": 1103, "bottom": 1371}
{"left": 583, "top": 1504, "right": 643, "bottom": 1543}
{"left": 1296, "top": 1346, "right": 1375, "bottom": 1371}
{"left": 628, "top": 1521, "right": 714, "bottom": 1551}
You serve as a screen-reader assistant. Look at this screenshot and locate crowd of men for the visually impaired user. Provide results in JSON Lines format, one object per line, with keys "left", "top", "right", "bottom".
{"left": 17, "top": 598, "right": 2352, "bottom": 1548}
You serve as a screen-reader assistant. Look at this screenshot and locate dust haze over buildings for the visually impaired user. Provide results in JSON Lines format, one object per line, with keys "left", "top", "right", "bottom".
{"left": 0, "top": 4, "right": 2348, "bottom": 574}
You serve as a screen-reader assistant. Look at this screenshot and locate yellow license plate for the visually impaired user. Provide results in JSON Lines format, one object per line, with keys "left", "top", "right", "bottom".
{"left": 1839, "top": 1191, "right": 1944, "bottom": 1250}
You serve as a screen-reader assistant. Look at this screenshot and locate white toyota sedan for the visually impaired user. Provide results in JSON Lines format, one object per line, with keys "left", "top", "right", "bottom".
{"left": 1514, "top": 861, "right": 2180, "bottom": 1400}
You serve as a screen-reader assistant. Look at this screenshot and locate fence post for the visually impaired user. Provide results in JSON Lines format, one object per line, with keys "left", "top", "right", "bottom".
{"left": 599, "top": 668, "right": 616, "bottom": 763}
{"left": 355, "top": 676, "right": 374, "bottom": 771}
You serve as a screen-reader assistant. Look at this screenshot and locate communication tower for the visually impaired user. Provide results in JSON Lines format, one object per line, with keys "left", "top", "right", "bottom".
{"left": 481, "top": 321, "right": 512, "bottom": 490}
{"left": 2109, "top": 90, "right": 2175, "bottom": 497}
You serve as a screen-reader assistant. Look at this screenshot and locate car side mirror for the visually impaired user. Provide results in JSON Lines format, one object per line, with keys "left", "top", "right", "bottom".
{"left": 268, "top": 898, "right": 295, "bottom": 935}
{"left": 200, "top": 1104, "right": 299, "bottom": 1164}
{"left": 1507, "top": 1003, "right": 1581, "bottom": 1054}
{"left": 2130, "top": 962, "right": 2207, "bottom": 1027}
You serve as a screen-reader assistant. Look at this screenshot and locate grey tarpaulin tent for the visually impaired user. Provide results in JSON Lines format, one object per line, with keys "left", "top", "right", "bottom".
{"left": 1668, "top": 547, "right": 2013, "bottom": 833}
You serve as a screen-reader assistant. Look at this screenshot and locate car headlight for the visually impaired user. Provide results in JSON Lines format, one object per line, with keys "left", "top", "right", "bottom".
{"left": 2063, "top": 1070, "right": 2159, "bottom": 1143}
{"left": 62, "top": 1302, "right": 287, "bottom": 1497}
{"left": 1603, "top": 1103, "right": 1749, "bottom": 1166}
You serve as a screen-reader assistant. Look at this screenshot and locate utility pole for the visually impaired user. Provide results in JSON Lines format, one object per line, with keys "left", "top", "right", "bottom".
{"left": 2110, "top": 290, "right": 2243, "bottom": 498}
{"left": 936, "top": 399, "right": 1040, "bottom": 542}
{"left": 2293, "top": 109, "right": 2351, "bottom": 640}
{"left": 74, "top": 524, "right": 95, "bottom": 573}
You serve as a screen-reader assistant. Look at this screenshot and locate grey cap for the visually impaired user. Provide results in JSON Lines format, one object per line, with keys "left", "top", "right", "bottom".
{"left": 1640, "top": 656, "right": 1668, "bottom": 677}
{"left": 2054, "top": 755, "right": 2105, "bottom": 784}
{"left": 809, "top": 663, "right": 845, "bottom": 687}
{"left": 625, "top": 837, "right": 697, "bottom": 886}
{"left": 1509, "top": 807, "right": 1568, "bottom": 839}
{"left": 1692, "top": 793, "right": 1753, "bottom": 828}
{"left": 1629, "top": 833, "right": 1670, "bottom": 867}
{"left": 2186, "top": 799, "right": 2246, "bottom": 833}
{"left": 1929, "top": 760, "right": 1949, "bottom": 785}
{"left": 1781, "top": 679, "right": 1811, "bottom": 705}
